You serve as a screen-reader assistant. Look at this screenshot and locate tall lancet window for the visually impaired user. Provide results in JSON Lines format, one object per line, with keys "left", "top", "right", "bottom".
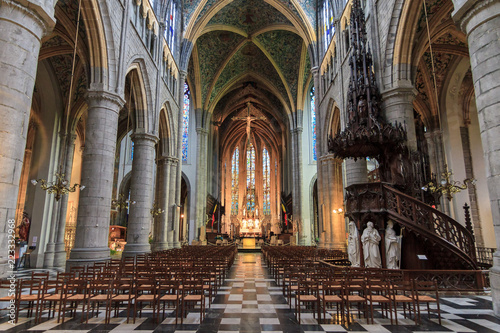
{"left": 311, "top": 87, "right": 317, "bottom": 161}
{"left": 263, "top": 147, "right": 271, "bottom": 215}
{"left": 246, "top": 143, "right": 256, "bottom": 212}
{"left": 182, "top": 82, "right": 190, "bottom": 161}
{"left": 231, "top": 147, "right": 239, "bottom": 215}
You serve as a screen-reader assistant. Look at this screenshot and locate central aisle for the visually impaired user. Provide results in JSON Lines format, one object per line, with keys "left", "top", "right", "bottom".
{"left": 195, "top": 252, "right": 322, "bottom": 333}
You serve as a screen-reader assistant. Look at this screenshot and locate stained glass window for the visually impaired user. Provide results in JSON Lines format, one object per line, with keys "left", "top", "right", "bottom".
{"left": 231, "top": 148, "right": 239, "bottom": 215}
{"left": 323, "top": 1, "right": 335, "bottom": 52}
{"left": 182, "top": 82, "right": 190, "bottom": 162}
{"left": 246, "top": 143, "right": 256, "bottom": 212}
{"left": 164, "top": 1, "right": 176, "bottom": 52}
{"left": 311, "top": 87, "right": 317, "bottom": 161}
{"left": 263, "top": 147, "right": 271, "bottom": 215}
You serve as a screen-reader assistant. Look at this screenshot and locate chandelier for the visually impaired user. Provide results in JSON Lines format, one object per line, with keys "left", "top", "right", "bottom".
{"left": 421, "top": 165, "right": 476, "bottom": 201}
{"left": 32, "top": 0, "right": 84, "bottom": 201}
{"left": 31, "top": 174, "right": 84, "bottom": 201}
{"left": 111, "top": 193, "right": 136, "bottom": 210}
{"left": 150, "top": 202, "right": 165, "bottom": 217}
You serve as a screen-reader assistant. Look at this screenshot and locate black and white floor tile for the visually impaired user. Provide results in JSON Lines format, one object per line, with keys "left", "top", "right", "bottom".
{"left": 1, "top": 253, "right": 500, "bottom": 332}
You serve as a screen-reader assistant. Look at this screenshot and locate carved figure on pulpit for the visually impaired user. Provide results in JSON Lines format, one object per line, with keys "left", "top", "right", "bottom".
{"left": 361, "top": 221, "right": 381, "bottom": 268}
{"left": 358, "top": 96, "right": 368, "bottom": 125}
{"left": 347, "top": 221, "right": 360, "bottom": 267}
{"left": 385, "top": 220, "right": 401, "bottom": 269}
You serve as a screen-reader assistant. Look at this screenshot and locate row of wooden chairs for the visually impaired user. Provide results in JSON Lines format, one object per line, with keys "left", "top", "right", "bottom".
{"left": 1, "top": 245, "right": 237, "bottom": 325}
{"left": 264, "top": 246, "right": 441, "bottom": 325}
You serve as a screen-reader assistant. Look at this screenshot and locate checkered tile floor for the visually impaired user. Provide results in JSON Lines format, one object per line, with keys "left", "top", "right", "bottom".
{"left": 1, "top": 253, "right": 500, "bottom": 332}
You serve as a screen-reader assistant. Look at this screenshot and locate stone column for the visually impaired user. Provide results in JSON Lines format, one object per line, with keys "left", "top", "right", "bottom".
{"left": 425, "top": 129, "right": 450, "bottom": 214}
{"left": 318, "top": 156, "right": 331, "bottom": 248}
{"left": 123, "top": 133, "right": 158, "bottom": 256}
{"left": 332, "top": 158, "right": 345, "bottom": 250}
{"left": 67, "top": 91, "right": 124, "bottom": 268}
{"left": 53, "top": 133, "right": 77, "bottom": 268}
{"left": 382, "top": 81, "right": 418, "bottom": 150}
{"left": 151, "top": 156, "right": 170, "bottom": 251}
{"left": 43, "top": 199, "right": 59, "bottom": 268}
{"left": 452, "top": 0, "right": 500, "bottom": 316}
{"left": 291, "top": 126, "right": 305, "bottom": 244}
{"left": 167, "top": 157, "right": 179, "bottom": 248}
{"left": 172, "top": 71, "right": 187, "bottom": 248}
{"left": 195, "top": 127, "right": 209, "bottom": 239}
{"left": 0, "top": 0, "right": 55, "bottom": 276}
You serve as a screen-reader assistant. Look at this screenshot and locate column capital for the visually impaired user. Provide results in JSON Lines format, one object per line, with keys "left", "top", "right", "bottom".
{"left": 452, "top": 0, "right": 500, "bottom": 34}
{"left": 311, "top": 66, "right": 320, "bottom": 75}
{"left": 1, "top": 0, "right": 56, "bottom": 38}
{"left": 196, "top": 127, "right": 209, "bottom": 135}
{"left": 318, "top": 153, "right": 343, "bottom": 164}
{"left": 381, "top": 81, "right": 418, "bottom": 100}
{"left": 291, "top": 127, "right": 303, "bottom": 135}
{"left": 131, "top": 132, "right": 159, "bottom": 144}
{"left": 86, "top": 90, "right": 125, "bottom": 110}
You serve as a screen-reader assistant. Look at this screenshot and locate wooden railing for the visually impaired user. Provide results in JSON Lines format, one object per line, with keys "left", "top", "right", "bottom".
{"left": 346, "top": 182, "right": 477, "bottom": 269}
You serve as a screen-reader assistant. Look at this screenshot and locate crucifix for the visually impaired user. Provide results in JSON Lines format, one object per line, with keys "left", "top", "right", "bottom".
{"left": 232, "top": 102, "right": 267, "bottom": 145}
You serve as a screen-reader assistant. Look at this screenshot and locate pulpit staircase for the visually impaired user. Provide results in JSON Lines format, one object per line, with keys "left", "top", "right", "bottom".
{"left": 346, "top": 183, "right": 477, "bottom": 270}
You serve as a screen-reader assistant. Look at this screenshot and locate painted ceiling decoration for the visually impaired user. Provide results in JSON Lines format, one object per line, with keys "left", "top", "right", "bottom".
{"left": 185, "top": 0, "right": 314, "bottom": 32}
{"left": 205, "top": 0, "right": 293, "bottom": 35}
{"left": 187, "top": 0, "right": 313, "bottom": 157}
{"left": 412, "top": 0, "right": 472, "bottom": 130}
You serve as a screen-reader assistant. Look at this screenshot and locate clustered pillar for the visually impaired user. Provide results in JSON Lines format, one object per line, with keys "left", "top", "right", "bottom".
{"left": 123, "top": 133, "right": 158, "bottom": 256}
{"left": 0, "top": 0, "right": 55, "bottom": 276}
{"left": 67, "top": 91, "right": 124, "bottom": 268}
{"left": 452, "top": 0, "right": 500, "bottom": 316}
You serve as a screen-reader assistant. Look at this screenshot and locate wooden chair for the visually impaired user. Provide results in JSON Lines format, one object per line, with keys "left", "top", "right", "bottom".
{"left": 366, "top": 279, "right": 394, "bottom": 324}
{"left": 180, "top": 277, "right": 205, "bottom": 324}
{"left": 320, "top": 280, "right": 344, "bottom": 324}
{"left": 36, "top": 279, "right": 64, "bottom": 323}
{"left": 157, "top": 278, "right": 181, "bottom": 324}
{"left": 414, "top": 279, "right": 441, "bottom": 325}
{"left": 59, "top": 279, "right": 87, "bottom": 323}
{"left": 392, "top": 281, "right": 418, "bottom": 324}
{"left": 295, "top": 279, "right": 321, "bottom": 324}
{"left": 133, "top": 277, "right": 158, "bottom": 323}
{"left": 15, "top": 279, "right": 43, "bottom": 323}
{"left": 85, "top": 278, "right": 114, "bottom": 323}
{"left": 343, "top": 279, "right": 368, "bottom": 324}
{"left": 109, "top": 277, "right": 135, "bottom": 323}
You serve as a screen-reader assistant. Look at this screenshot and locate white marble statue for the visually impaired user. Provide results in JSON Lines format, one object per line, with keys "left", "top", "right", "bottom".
{"left": 347, "top": 221, "right": 360, "bottom": 267}
{"left": 361, "top": 221, "right": 382, "bottom": 268}
{"left": 385, "top": 220, "right": 401, "bottom": 269}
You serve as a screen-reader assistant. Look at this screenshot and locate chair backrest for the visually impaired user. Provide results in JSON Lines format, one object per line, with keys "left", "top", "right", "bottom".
{"left": 413, "top": 279, "right": 439, "bottom": 299}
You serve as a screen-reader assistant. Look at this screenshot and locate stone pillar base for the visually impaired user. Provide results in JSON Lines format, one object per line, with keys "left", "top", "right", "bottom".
{"left": 151, "top": 242, "right": 169, "bottom": 252}
{"left": 66, "top": 247, "right": 111, "bottom": 270}
{"left": 491, "top": 254, "right": 500, "bottom": 316}
{"left": 122, "top": 243, "right": 151, "bottom": 256}
{"left": 43, "top": 243, "right": 55, "bottom": 268}
{"left": 53, "top": 243, "right": 67, "bottom": 268}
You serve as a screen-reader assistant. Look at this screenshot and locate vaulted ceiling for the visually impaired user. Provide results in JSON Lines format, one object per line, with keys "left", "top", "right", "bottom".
{"left": 186, "top": 0, "right": 314, "bottom": 153}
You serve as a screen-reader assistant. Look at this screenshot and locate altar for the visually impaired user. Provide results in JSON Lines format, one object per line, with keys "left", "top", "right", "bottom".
{"left": 239, "top": 218, "right": 261, "bottom": 237}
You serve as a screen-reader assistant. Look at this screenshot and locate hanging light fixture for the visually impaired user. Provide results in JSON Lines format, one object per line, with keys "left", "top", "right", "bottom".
{"left": 150, "top": 202, "right": 165, "bottom": 217}
{"left": 31, "top": 0, "right": 84, "bottom": 200}
{"left": 111, "top": 193, "right": 136, "bottom": 210}
{"left": 422, "top": 165, "right": 476, "bottom": 201}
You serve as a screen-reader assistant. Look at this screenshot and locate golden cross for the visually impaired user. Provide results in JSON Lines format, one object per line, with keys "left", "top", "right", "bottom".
{"left": 232, "top": 102, "right": 267, "bottom": 144}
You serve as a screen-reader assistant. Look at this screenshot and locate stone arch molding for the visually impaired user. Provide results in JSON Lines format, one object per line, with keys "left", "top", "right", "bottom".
{"left": 126, "top": 61, "right": 153, "bottom": 134}
{"left": 80, "top": 0, "right": 112, "bottom": 88}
